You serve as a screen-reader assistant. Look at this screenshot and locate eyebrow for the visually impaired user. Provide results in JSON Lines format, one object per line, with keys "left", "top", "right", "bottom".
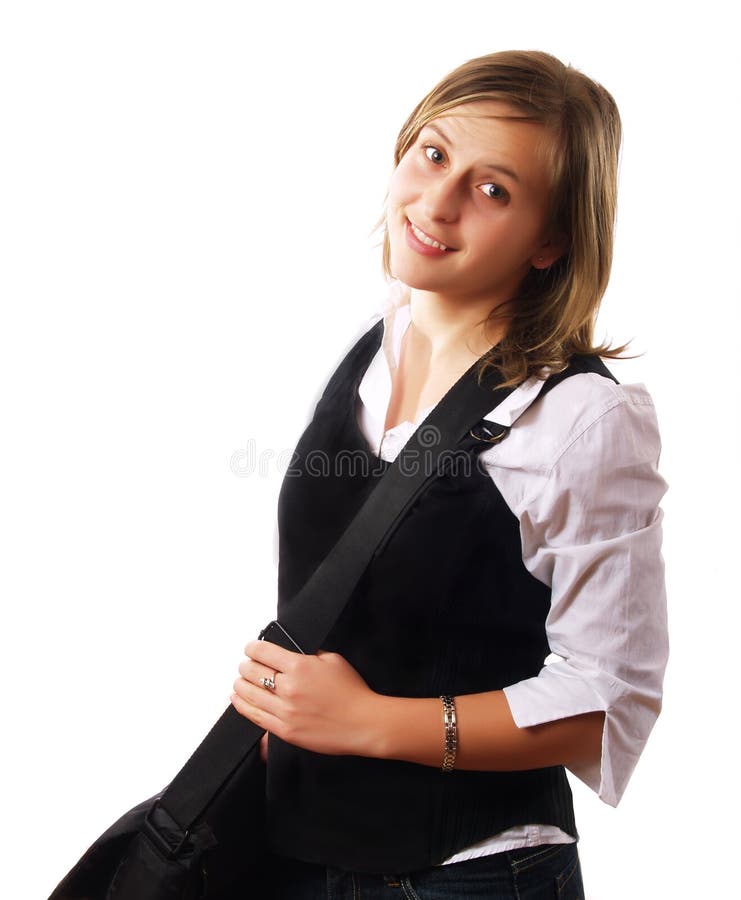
{"left": 423, "top": 122, "right": 521, "bottom": 184}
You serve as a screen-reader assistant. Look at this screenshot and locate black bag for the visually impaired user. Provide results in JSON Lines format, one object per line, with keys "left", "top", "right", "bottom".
{"left": 50, "top": 625, "right": 287, "bottom": 900}
{"left": 48, "top": 757, "right": 265, "bottom": 900}
{"left": 48, "top": 334, "right": 516, "bottom": 900}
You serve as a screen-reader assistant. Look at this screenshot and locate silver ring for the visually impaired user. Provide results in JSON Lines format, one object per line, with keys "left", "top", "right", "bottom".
{"left": 259, "top": 673, "right": 276, "bottom": 691}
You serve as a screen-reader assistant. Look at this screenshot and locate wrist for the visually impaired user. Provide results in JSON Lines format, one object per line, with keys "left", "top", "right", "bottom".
{"left": 368, "top": 694, "right": 443, "bottom": 767}
{"left": 358, "top": 693, "right": 394, "bottom": 759}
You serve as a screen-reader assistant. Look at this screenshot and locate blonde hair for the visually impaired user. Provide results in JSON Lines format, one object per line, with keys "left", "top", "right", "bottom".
{"left": 382, "top": 50, "right": 626, "bottom": 386}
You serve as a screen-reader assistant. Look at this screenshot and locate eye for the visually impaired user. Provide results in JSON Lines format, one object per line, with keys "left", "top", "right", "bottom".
{"left": 479, "top": 183, "right": 507, "bottom": 201}
{"left": 423, "top": 145, "right": 445, "bottom": 165}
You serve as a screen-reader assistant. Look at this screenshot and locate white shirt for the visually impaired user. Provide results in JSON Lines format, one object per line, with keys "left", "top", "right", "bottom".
{"left": 353, "top": 285, "right": 669, "bottom": 862}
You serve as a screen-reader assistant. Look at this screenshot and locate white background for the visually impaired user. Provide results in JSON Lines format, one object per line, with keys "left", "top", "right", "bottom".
{"left": 1, "top": 2, "right": 739, "bottom": 898}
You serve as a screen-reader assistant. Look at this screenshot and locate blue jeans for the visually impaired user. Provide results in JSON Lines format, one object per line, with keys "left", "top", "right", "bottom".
{"left": 265, "top": 843, "right": 585, "bottom": 898}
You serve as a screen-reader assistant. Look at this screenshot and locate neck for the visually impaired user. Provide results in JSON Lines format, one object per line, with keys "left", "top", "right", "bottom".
{"left": 407, "top": 288, "right": 506, "bottom": 364}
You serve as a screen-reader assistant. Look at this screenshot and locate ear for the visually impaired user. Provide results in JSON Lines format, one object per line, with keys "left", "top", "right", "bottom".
{"left": 530, "top": 233, "right": 568, "bottom": 270}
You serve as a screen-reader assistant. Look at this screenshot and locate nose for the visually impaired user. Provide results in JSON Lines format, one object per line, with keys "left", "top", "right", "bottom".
{"left": 422, "top": 173, "right": 461, "bottom": 223}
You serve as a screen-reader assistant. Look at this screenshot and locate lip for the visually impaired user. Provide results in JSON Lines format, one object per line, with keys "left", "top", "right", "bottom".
{"left": 405, "top": 218, "right": 457, "bottom": 256}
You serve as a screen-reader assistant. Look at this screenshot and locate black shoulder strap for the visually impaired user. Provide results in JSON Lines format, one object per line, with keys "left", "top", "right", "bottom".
{"left": 539, "top": 353, "right": 619, "bottom": 401}
{"left": 153, "top": 328, "right": 520, "bottom": 837}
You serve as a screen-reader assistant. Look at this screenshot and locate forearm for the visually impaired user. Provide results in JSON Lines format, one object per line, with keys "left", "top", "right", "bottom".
{"left": 234, "top": 642, "right": 604, "bottom": 773}
{"left": 369, "top": 690, "right": 604, "bottom": 772}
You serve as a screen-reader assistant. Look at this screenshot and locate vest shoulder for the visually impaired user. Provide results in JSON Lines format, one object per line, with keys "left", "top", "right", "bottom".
{"left": 314, "top": 318, "right": 384, "bottom": 406}
{"left": 539, "top": 354, "right": 618, "bottom": 402}
{"left": 541, "top": 365, "right": 654, "bottom": 412}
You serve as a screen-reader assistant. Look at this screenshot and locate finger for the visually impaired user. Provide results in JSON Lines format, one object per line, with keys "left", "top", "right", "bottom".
{"left": 232, "top": 676, "right": 282, "bottom": 717}
{"left": 238, "top": 657, "right": 281, "bottom": 689}
{"left": 243, "top": 639, "right": 298, "bottom": 671}
{"left": 230, "top": 692, "right": 282, "bottom": 735}
{"left": 244, "top": 639, "right": 303, "bottom": 672}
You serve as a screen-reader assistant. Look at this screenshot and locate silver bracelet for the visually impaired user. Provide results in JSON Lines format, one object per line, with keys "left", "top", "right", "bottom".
{"left": 439, "top": 695, "right": 457, "bottom": 773}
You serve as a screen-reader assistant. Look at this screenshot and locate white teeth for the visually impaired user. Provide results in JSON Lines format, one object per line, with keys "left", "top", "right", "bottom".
{"left": 410, "top": 221, "right": 447, "bottom": 251}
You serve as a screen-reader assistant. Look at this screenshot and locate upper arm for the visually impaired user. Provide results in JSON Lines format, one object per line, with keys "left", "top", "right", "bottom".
{"left": 499, "top": 381, "right": 669, "bottom": 805}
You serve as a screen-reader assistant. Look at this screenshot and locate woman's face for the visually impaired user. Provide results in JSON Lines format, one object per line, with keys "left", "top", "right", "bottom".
{"left": 386, "top": 100, "right": 562, "bottom": 307}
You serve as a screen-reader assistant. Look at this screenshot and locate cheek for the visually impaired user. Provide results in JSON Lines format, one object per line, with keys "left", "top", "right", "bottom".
{"left": 466, "top": 217, "right": 539, "bottom": 270}
{"left": 386, "top": 174, "right": 404, "bottom": 213}
{"left": 387, "top": 157, "right": 419, "bottom": 209}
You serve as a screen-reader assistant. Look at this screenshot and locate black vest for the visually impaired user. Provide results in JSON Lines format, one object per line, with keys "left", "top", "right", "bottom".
{"left": 266, "top": 320, "right": 616, "bottom": 873}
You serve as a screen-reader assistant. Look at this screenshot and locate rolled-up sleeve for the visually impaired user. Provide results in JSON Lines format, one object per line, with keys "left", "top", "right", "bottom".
{"left": 502, "top": 391, "right": 669, "bottom": 807}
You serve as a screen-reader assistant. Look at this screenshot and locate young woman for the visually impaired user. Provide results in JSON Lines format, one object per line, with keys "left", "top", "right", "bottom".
{"left": 230, "top": 50, "right": 668, "bottom": 899}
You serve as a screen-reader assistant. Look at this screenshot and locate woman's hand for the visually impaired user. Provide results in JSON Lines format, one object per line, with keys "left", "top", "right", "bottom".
{"left": 231, "top": 640, "right": 384, "bottom": 758}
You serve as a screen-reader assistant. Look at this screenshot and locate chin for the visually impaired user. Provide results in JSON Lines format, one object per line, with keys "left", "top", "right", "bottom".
{"left": 392, "top": 268, "right": 456, "bottom": 296}
{"left": 389, "top": 268, "right": 439, "bottom": 293}
{"left": 388, "top": 251, "right": 449, "bottom": 294}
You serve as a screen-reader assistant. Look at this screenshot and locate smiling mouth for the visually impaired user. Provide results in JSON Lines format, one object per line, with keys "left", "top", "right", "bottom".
{"left": 407, "top": 219, "right": 456, "bottom": 251}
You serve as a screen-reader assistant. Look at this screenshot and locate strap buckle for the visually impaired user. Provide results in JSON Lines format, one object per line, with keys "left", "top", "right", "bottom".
{"left": 469, "top": 422, "right": 509, "bottom": 444}
{"left": 143, "top": 799, "right": 192, "bottom": 859}
{"left": 258, "top": 619, "right": 305, "bottom": 654}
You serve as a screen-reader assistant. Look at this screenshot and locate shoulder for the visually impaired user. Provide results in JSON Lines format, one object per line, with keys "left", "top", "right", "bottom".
{"left": 480, "top": 368, "right": 664, "bottom": 515}
{"left": 487, "top": 367, "right": 659, "bottom": 468}
{"left": 532, "top": 370, "right": 660, "bottom": 472}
